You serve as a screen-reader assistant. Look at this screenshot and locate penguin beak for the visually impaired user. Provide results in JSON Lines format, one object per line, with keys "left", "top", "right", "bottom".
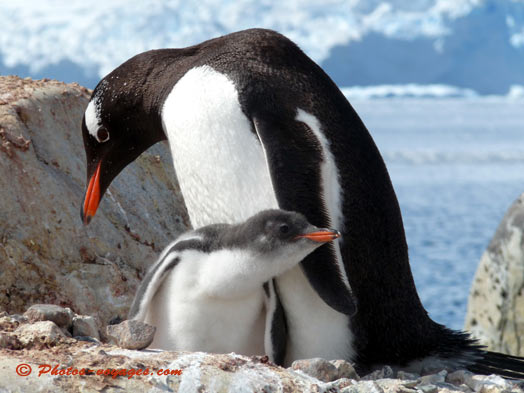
{"left": 81, "top": 160, "right": 102, "bottom": 225}
{"left": 296, "top": 228, "right": 341, "bottom": 243}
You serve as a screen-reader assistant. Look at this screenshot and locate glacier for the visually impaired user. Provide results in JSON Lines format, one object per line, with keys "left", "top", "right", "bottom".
{"left": 1, "top": 0, "right": 523, "bottom": 93}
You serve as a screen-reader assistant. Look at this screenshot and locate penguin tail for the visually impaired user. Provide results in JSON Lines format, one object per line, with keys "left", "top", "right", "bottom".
{"left": 467, "top": 350, "right": 524, "bottom": 380}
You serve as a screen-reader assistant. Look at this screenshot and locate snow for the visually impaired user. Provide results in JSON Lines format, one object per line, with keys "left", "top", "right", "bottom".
{"left": 341, "top": 84, "right": 479, "bottom": 99}
{"left": 507, "top": 84, "right": 524, "bottom": 98}
{"left": 0, "top": 0, "right": 501, "bottom": 80}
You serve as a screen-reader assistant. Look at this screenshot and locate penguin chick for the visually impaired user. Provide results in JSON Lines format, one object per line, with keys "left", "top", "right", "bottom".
{"left": 128, "top": 209, "right": 340, "bottom": 364}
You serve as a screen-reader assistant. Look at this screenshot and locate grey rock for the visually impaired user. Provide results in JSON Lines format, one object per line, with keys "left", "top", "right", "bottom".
{"left": 0, "top": 76, "right": 189, "bottom": 327}
{"left": 436, "top": 381, "right": 467, "bottom": 391}
{"left": 342, "top": 381, "right": 385, "bottom": 393}
{"left": 74, "top": 335, "right": 101, "bottom": 344}
{"left": 290, "top": 357, "right": 339, "bottom": 382}
{"left": 465, "top": 193, "right": 524, "bottom": 355}
{"left": 418, "top": 384, "right": 438, "bottom": 393}
{"left": 447, "top": 370, "right": 475, "bottom": 385}
{"left": 362, "top": 365, "right": 395, "bottom": 380}
{"left": 9, "top": 314, "right": 28, "bottom": 324}
{"left": 106, "top": 319, "right": 156, "bottom": 350}
{"left": 398, "top": 370, "right": 421, "bottom": 381}
{"left": 420, "top": 371, "right": 446, "bottom": 385}
{"left": 330, "top": 359, "right": 360, "bottom": 380}
{"left": 0, "top": 332, "right": 21, "bottom": 349}
{"left": 464, "top": 374, "right": 512, "bottom": 393}
{"left": 14, "top": 320, "right": 70, "bottom": 347}
{"left": 458, "top": 384, "right": 474, "bottom": 392}
{"left": 72, "top": 315, "right": 99, "bottom": 339}
{"left": 402, "top": 380, "right": 420, "bottom": 389}
{"left": 24, "top": 304, "right": 73, "bottom": 329}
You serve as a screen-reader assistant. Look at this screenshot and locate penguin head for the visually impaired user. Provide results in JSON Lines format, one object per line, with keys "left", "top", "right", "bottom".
{"left": 80, "top": 58, "right": 167, "bottom": 225}
{"left": 229, "top": 209, "right": 340, "bottom": 271}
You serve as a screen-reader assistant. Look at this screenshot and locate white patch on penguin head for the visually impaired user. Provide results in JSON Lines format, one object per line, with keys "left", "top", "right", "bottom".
{"left": 84, "top": 99, "right": 110, "bottom": 143}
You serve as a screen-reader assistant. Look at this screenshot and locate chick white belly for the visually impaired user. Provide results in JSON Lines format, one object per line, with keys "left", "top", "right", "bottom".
{"left": 146, "top": 269, "right": 265, "bottom": 355}
{"left": 161, "top": 65, "right": 352, "bottom": 363}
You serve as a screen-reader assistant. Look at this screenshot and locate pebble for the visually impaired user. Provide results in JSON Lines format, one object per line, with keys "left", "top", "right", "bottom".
{"left": 398, "top": 371, "right": 421, "bottom": 381}
{"left": 24, "top": 304, "right": 73, "bottom": 330}
{"left": 420, "top": 371, "right": 446, "bottom": 385}
{"left": 0, "top": 332, "right": 22, "bottom": 349}
{"left": 418, "top": 384, "right": 438, "bottom": 393}
{"left": 331, "top": 359, "right": 360, "bottom": 380}
{"left": 362, "top": 365, "right": 395, "bottom": 380}
{"left": 14, "top": 320, "right": 68, "bottom": 347}
{"left": 291, "top": 358, "right": 339, "bottom": 382}
{"left": 10, "top": 314, "right": 28, "bottom": 324}
{"left": 106, "top": 320, "right": 156, "bottom": 350}
{"left": 465, "top": 374, "right": 512, "bottom": 392}
{"left": 447, "top": 370, "right": 474, "bottom": 386}
{"left": 72, "top": 315, "right": 99, "bottom": 340}
{"left": 341, "top": 380, "right": 384, "bottom": 393}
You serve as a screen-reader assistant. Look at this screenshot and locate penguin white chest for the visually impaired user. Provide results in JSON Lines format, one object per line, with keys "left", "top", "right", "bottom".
{"left": 161, "top": 65, "right": 278, "bottom": 228}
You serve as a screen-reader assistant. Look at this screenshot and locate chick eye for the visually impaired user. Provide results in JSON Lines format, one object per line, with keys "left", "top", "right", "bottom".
{"left": 97, "top": 127, "right": 110, "bottom": 143}
{"left": 279, "top": 224, "right": 289, "bottom": 234}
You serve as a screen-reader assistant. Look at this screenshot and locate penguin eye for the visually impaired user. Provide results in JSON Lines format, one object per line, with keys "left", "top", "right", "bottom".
{"left": 97, "top": 127, "right": 110, "bottom": 143}
{"left": 279, "top": 224, "right": 289, "bottom": 235}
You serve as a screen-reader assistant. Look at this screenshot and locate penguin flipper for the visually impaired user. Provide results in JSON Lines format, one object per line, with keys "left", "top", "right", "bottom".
{"left": 467, "top": 350, "right": 524, "bottom": 380}
{"left": 127, "top": 240, "right": 186, "bottom": 321}
{"left": 252, "top": 113, "right": 357, "bottom": 316}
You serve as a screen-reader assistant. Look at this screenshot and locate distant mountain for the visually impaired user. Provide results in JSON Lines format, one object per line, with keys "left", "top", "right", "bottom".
{"left": 322, "top": 0, "right": 524, "bottom": 94}
{"left": 0, "top": 0, "right": 523, "bottom": 94}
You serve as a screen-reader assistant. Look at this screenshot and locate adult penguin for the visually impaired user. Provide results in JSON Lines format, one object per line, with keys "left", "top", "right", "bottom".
{"left": 80, "top": 28, "right": 524, "bottom": 376}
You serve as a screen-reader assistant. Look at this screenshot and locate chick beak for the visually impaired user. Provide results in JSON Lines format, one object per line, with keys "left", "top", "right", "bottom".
{"left": 295, "top": 228, "right": 341, "bottom": 243}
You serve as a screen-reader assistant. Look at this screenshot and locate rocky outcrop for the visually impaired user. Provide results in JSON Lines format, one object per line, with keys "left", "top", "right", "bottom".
{"left": 1, "top": 307, "right": 522, "bottom": 393}
{"left": 0, "top": 76, "right": 189, "bottom": 328}
{"left": 465, "top": 193, "right": 524, "bottom": 355}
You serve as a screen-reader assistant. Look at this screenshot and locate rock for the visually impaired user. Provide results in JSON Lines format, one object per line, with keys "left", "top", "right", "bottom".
{"left": 24, "top": 304, "right": 73, "bottom": 329}
{"left": 331, "top": 359, "right": 360, "bottom": 380}
{"left": 0, "top": 76, "right": 189, "bottom": 327}
{"left": 341, "top": 381, "right": 384, "bottom": 393}
{"left": 10, "top": 314, "right": 28, "bottom": 324}
{"left": 290, "top": 357, "right": 339, "bottom": 382}
{"left": 447, "top": 370, "right": 475, "bottom": 386}
{"left": 72, "top": 315, "right": 99, "bottom": 339}
{"left": 0, "top": 332, "right": 22, "bottom": 349}
{"left": 362, "top": 365, "right": 395, "bottom": 380}
{"left": 419, "top": 384, "right": 439, "bottom": 393}
{"left": 465, "top": 193, "right": 524, "bottom": 355}
{"left": 14, "top": 320, "right": 70, "bottom": 347}
{"left": 420, "top": 371, "right": 446, "bottom": 385}
{"left": 106, "top": 319, "right": 155, "bottom": 350}
{"left": 464, "top": 374, "right": 512, "bottom": 393}
{"left": 397, "top": 370, "right": 421, "bottom": 381}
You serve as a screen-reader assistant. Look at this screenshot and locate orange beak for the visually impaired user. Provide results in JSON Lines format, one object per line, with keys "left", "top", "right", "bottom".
{"left": 296, "top": 229, "right": 341, "bottom": 243}
{"left": 82, "top": 161, "right": 102, "bottom": 225}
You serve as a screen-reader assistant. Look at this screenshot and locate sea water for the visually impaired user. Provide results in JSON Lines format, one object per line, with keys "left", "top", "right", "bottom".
{"left": 351, "top": 98, "right": 524, "bottom": 329}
